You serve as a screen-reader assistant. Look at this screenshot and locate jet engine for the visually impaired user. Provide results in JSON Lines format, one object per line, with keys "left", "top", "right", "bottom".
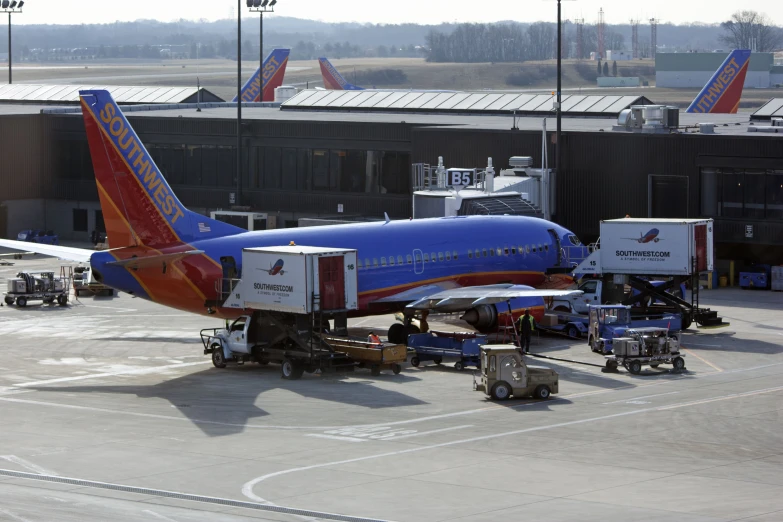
{"left": 461, "top": 305, "right": 498, "bottom": 331}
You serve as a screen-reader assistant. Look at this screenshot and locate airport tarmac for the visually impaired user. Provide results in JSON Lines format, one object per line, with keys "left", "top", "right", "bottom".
{"left": 0, "top": 255, "right": 782, "bottom": 521}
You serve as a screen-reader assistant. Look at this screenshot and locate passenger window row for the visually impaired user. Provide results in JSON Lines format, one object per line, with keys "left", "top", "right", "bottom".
{"left": 356, "top": 243, "right": 550, "bottom": 269}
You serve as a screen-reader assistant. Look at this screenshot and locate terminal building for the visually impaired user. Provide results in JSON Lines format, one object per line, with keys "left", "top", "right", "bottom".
{"left": 0, "top": 88, "right": 781, "bottom": 267}
{"left": 656, "top": 52, "right": 777, "bottom": 88}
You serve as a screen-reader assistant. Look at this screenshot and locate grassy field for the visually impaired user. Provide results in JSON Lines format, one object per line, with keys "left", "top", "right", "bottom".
{"left": 4, "top": 57, "right": 779, "bottom": 110}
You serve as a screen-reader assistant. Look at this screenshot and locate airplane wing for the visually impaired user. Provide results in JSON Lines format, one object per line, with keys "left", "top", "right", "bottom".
{"left": 371, "top": 282, "right": 461, "bottom": 304}
{"left": 0, "top": 239, "right": 94, "bottom": 263}
{"left": 405, "top": 284, "right": 583, "bottom": 313}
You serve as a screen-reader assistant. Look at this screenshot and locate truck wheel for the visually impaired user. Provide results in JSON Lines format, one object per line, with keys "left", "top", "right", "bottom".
{"left": 281, "top": 359, "right": 304, "bottom": 380}
{"left": 490, "top": 381, "right": 511, "bottom": 401}
{"left": 628, "top": 360, "right": 642, "bottom": 375}
{"left": 605, "top": 360, "right": 619, "bottom": 372}
{"left": 434, "top": 357, "right": 442, "bottom": 365}
{"left": 211, "top": 346, "right": 227, "bottom": 369}
{"left": 681, "top": 312, "right": 693, "bottom": 330}
{"left": 57, "top": 295, "right": 68, "bottom": 306}
{"left": 370, "top": 366, "right": 382, "bottom": 376}
{"left": 392, "top": 364, "right": 402, "bottom": 375}
{"left": 387, "top": 323, "right": 407, "bottom": 344}
{"left": 672, "top": 357, "right": 686, "bottom": 371}
{"left": 16, "top": 297, "right": 27, "bottom": 308}
{"left": 410, "top": 356, "right": 420, "bottom": 367}
{"left": 454, "top": 361, "right": 465, "bottom": 371}
{"left": 567, "top": 326, "right": 579, "bottom": 339}
{"left": 4, "top": 296, "right": 13, "bottom": 305}
{"left": 533, "top": 385, "right": 551, "bottom": 400}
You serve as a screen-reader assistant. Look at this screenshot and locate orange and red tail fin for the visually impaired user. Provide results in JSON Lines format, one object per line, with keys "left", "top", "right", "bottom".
{"left": 686, "top": 49, "right": 751, "bottom": 114}
{"left": 318, "top": 57, "right": 364, "bottom": 90}
{"left": 233, "top": 48, "right": 290, "bottom": 103}
{"left": 80, "top": 90, "right": 245, "bottom": 248}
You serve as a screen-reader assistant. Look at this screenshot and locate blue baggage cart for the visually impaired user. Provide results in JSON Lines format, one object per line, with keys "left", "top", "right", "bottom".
{"left": 406, "top": 331, "right": 488, "bottom": 371}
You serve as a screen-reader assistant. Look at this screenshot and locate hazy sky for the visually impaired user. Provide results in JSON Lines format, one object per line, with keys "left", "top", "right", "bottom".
{"left": 13, "top": 0, "right": 783, "bottom": 26}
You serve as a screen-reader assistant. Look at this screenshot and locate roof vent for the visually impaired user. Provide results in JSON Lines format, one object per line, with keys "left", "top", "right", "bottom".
{"left": 699, "top": 123, "right": 715, "bottom": 134}
{"left": 508, "top": 156, "right": 533, "bottom": 168}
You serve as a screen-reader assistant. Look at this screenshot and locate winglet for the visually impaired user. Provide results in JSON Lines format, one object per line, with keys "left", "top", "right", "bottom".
{"left": 384, "top": 212, "right": 391, "bottom": 224}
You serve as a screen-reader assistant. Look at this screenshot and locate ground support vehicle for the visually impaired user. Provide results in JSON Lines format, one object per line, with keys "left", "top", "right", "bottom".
{"left": 537, "top": 311, "right": 589, "bottom": 339}
{"left": 4, "top": 270, "right": 71, "bottom": 307}
{"left": 324, "top": 337, "right": 407, "bottom": 375}
{"left": 573, "top": 218, "right": 725, "bottom": 328}
{"left": 407, "top": 331, "right": 487, "bottom": 371}
{"left": 603, "top": 327, "right": 685, "bottom": 374}
{"left": 587, "top": 305, "right": 681, "bottom": 354}
{"left": 73, "top": 267, "right": 115, "bottom": 297}
{"left": 17, "top": 229, "right": 59, "bottom": 245}
{"left": 203, "top": 245, "right": 360, "bottom": 379}
{"left": 201, "top": 313, "right": 355, "bottom": 379}
{"left": 473, "top": 345, "right": 559, "bottom": 400}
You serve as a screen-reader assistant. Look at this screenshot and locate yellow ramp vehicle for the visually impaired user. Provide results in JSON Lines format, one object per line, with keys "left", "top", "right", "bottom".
{"left": 473, "top": 345, "right": 559, "bottom": 401}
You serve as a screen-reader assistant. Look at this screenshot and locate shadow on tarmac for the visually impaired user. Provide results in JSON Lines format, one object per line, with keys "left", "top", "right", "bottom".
{"left": 28, "top": 366, "right": 428, "bottom": 438}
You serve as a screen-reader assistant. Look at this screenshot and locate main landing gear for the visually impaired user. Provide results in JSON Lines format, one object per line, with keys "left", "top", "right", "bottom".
{"left": 387, "top": 311, "right": 425, "bottom": 344}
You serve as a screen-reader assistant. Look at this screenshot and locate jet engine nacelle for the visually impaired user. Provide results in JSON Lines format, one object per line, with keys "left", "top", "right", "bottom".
{"left": 462, "top": 305, "right": 498, "bottom": 331}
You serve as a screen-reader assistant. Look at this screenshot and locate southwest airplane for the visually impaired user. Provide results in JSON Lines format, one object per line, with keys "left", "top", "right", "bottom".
{"left": 625, "top": 229, "right": 661, "bottom": 244}
{"left": 0, "top": 90, "right": 585, "bottom": 341}
{"left": 233, "top": 48, "right": 291, "bottom": 103}
{"left": 686, "top": 49, "right": 751, "bottom": 114}
{"left": 319, "top": 57, "right": 365, "bottom": 90}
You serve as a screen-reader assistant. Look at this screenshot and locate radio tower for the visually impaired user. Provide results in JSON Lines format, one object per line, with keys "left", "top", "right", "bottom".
{"left": 650, "top": 18, "right": 659, "bottom": 59}
{"left": 631, "top": 19, "right": 640, "bottom": 59}
{"left": 597, "top": 8, "right": 606, "bottom": 60}
{"left": 575, "top": 18, "right": 585, "bottom": 60}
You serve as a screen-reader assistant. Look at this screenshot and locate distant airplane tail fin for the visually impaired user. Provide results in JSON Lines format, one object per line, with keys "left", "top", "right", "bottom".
{"left": 686, "top": 49, "right": 751, "bottom": 114}
{"left": 318, "top": 57, "right": 364, "bottom": 90}
{"left": 80, "top": 90, "right": 245, "bottom": 248}
{"left": 233, "top": 48, "right": 291, "bottom": 103}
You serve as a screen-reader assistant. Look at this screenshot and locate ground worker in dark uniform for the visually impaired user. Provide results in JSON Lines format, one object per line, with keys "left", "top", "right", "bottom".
{"left": 517, "top": 309, "right": 535, "bottom": 353}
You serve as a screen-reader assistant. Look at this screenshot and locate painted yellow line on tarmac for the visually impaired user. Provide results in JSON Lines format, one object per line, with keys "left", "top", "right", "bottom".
{"left": 682, "top": 347, "right": 723, "bottom": 372}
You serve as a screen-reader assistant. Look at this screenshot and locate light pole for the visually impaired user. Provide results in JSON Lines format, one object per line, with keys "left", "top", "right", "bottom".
{"left": 248, "top": 0, "right": 277, "bottom": 102}
{"left": 2, "top": 1, "right": 24, "bottom": 85}
{"left": 236, "top": 0, "right": 242, "bottom": 207}
{"left": 555, "top": 0, "right": 562, "bottom": 212}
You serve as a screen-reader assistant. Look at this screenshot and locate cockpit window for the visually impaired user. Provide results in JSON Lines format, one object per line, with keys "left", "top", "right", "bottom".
{"left": 568, "top": 235, "right": 582, "bottom": 246}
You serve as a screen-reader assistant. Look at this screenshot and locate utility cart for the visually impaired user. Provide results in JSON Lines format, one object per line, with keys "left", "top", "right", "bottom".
{"left": 473, "top": 345, "right": 559, "bottom": 401}
{"left": 603, "top": 327, "right": 685, "bottom": 374}
{"left": 324, "top": 337, "right": 407, "bottom": 376}
{"left": 4, "top": 270, "right": 71, "bottom": 307}
{"left": 407, "top": 331, "right": 487, "bottom": 371}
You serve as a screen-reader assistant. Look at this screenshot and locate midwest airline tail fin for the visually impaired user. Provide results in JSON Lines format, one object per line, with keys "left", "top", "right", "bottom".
{"left": 80, "top": 90, "right": 245, "bottom": 248}
{"left": 686, "top": 49, "right": 751, "bottom": 114}
{"left": 318, "top": 57, "right": 364, "bottom": 90}
{"left": 233, "top": 48, "right": 290, "bottom": 103}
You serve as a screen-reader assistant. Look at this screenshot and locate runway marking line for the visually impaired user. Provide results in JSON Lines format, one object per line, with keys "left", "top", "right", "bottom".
{"left": 0, "top": 455, "right": 57, "bottom": 476}
{"left": 0, "top": 507, "right": 33, "bottom": 522}
{"left": 242, "top": 384, "right": 783, "bottom": 506}
{"left": 13, "top": 361, "right": 210, "bottom": 387}
{"left": 682, "top": 347, "right": 724, "bottom": 372}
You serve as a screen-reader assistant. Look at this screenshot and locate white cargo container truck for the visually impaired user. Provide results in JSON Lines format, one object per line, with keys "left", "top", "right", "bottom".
{"left": 222, "top": 245, "right": 358, "bottom": 313}
{"left": 577, "top": 218, "right": 714, "bottom": 276}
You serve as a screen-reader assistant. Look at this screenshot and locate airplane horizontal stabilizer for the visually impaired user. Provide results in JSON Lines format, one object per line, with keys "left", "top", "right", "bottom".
{"left": 105, "top": 250, "right": 205, "bottom": 269}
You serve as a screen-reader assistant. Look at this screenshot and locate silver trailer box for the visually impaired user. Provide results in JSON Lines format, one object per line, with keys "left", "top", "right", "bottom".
{"left": 7, "top": 279, "right": 26, "bottom": 294}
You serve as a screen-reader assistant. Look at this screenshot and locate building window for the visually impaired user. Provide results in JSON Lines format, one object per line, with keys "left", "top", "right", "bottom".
{"left": 701, "top": 167, "right": 783, "bottom": 220}
{"left": 72, "top": 209, "right": 88, "bottom": 232}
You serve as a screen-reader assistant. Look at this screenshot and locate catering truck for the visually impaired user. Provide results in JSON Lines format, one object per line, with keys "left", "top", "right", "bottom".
{"left": 573, "top": 218, "right": 725, "bottom": 328}
{"left": 577, "top": 218, "right": 714, "bottom": 277}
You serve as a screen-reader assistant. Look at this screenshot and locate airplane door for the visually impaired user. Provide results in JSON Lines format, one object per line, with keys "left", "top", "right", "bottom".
{"left": 413, "top": 249, "right": 424, "bottom": 275}
{"left": 547, "top": 229, "right": 562, "bottom": 266}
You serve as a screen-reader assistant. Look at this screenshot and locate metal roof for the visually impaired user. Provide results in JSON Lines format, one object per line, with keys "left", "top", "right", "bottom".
{"left": 0, "top": 84, "right": 223, "bottom": 105}
{"left": 281, "top": 89, "right": 653, "bottom": 117}
{"left": 750, "top": 98, "right": 783, "bottom": 120}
